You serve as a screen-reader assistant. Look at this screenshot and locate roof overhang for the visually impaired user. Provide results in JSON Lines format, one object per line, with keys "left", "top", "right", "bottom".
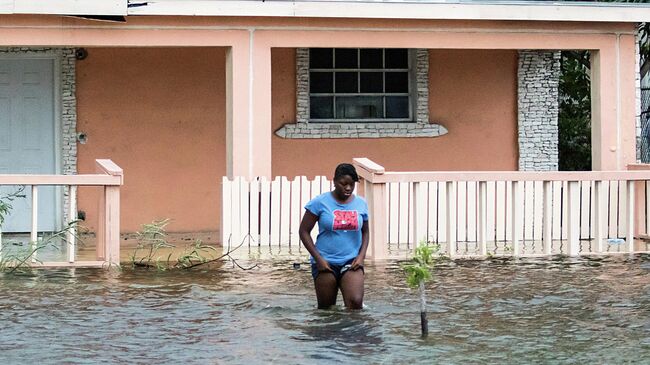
{"left": 126, "top": 1, "right": 650, "bottom": 22}
{"left": 1, "top": 0, "right": 649, "bottom": 22}
{"left": 0, "top": 0, "right": 125, "bottom": 15}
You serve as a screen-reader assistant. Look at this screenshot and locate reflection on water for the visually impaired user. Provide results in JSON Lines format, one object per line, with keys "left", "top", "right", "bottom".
{"left": 0, "top": 254, "right": 649, "bottom": 364}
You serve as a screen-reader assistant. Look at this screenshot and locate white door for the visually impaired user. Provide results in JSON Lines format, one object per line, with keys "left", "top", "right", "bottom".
{"left": 0, "top": 58, "right": 57, "bottom": 232}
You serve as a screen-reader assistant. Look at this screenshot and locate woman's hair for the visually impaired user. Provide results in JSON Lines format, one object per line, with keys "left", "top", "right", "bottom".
{"left": 334, "top": 163, "right": 359, "bottom": 182}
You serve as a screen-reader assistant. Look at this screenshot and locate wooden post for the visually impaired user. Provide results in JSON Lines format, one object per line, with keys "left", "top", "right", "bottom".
{"left": 594, "top": 180, "right": 605, "bottom": 253}
{"left": 567, "top": 181, "right": 581, "bottom": 255}
{"left": 478, "top": 181, "right": 487, "bottom": 256}
{"left": 511, "top": 181, "right": 520, "bottom": 256}
{"left": 412, "top": 182, "right": 427, "bottom": 249}
{"left": 543, "top": 181, "right": 552, "bottom": 255}
{"left": 626, "top": 180, "right": 635, "bottom": 252}
{"left": 96, "top": 186, "right": 106, "bottom": 261}
{"left": 104, "top": 186, "right": 121, "bottom": 265}
{"left": 368, "top": 181, "right": 388, "bottom": 260}
{"left": 67, "top": 185, "right": 77, "bottom": 263}
{"left": 446, "top": 181, "right": 456, "bottom": 258}
{"left": 31, "top": 185, "right": 38, "bottom": 262}
{"left": 95, "top": 159, "right": 123, "bottom": 265}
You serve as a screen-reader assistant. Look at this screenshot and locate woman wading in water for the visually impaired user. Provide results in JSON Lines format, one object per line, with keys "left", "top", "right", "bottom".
{"left": 299, "top": 163, "right": 370, "bottom": 309}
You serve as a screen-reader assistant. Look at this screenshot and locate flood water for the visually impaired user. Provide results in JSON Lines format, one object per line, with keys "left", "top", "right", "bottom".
{"left": 1, "top": 253, "right": 649, "bottom": 364}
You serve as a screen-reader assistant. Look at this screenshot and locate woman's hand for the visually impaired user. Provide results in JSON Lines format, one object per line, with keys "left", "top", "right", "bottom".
{"left": 350, "top": 254, "right": 365, "bottom": 271}
{"left": 316, "top": 257, "right": 333, "bottom": 273}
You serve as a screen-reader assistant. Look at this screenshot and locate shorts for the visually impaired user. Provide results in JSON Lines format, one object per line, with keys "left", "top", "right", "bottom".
{"left": 311, "top": 258, "right": 364, "bottom": 283}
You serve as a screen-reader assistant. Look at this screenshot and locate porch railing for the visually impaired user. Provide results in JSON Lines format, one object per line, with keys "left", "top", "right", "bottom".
{"left": 0, "top": 159, "right": 123, "bottom": 267}
{"left": 222, "top": 175, "right": 332, "bottom": 252}
{"left": 354, "top": 158, "right": 650, "bottom": 260}
{"left": 222, "top": 159, "right": 650, "bottom": 260}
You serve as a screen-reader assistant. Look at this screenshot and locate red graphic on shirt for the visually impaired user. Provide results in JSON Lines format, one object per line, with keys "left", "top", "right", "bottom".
{"left": 333, "top": 210, "right": 359, "bottom": 231}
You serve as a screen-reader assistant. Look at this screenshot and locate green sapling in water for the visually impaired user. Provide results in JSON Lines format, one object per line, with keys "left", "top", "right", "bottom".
{"left": 402, "top": 242, "right": 438, "bottom": 337}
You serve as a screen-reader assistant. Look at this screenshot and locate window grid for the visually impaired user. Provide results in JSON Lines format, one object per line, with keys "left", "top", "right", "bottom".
{"left": 309, "top": 48, "right": 412, "bottom": 122}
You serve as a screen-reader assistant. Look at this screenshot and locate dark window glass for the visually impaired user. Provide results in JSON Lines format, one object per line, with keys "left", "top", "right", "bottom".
{"left": 360, "top": 49, "right": 383, "bottom": 69}
{"left": 385, "top": 72, "right": 409, "bottom": 93}
{"left": 360, "top": 72, "right": 383, "bottom": 93}
{"left": 310, "top": 48, "right": 333, "bottom": 69}
{"left": 310, "top": 72, "right": 333, "bottom": 93}
{"left": 386, "top": 96, "right": 409, "bottom": 118}
{"left": 335, "top": 48, "right": 358, "bottom": 69}
{"left": 335, "top": 72, "right": 358, "bottom": 93}
{"left": 336, "top": 96, "right": 383, "bottom": 119}
{"left": 310, "top": 97, "right": 334, "bottom": 119}
{"left": 385, "top": 49, "right": 408, "bottom": 69}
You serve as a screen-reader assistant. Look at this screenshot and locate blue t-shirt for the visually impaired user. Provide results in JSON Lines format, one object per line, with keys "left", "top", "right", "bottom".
{"left": 305, "top": 192, "right": 369, "bottom": 265}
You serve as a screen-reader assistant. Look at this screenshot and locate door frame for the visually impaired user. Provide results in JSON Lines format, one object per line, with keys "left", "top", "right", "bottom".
{"left": 0, "top": 50, "right": 63, "bottom": 230}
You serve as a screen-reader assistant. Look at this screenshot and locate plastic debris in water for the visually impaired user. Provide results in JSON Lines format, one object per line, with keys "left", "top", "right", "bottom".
{"left": 607, "top": 238, "right": 625, "bottom": 245}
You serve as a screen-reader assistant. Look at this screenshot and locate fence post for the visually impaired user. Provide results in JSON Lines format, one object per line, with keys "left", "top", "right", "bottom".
{"left": 352, "top": 158, "right": 387, "bottom": 261}
{"left": 446, "top": 181, "right": 456, "bottom": 258}
{"left": 95, "top": 159, "right": 123, "bottom": 266}
{"left": 626, "top": 180, "right": 635, "bottom": 252}
{"left": 542, "top": 180, "right": 553, "bottom": 255}
{"left": 567, "top": 181, "right": 580, "bottom": 255}
{"left": 478, "top": 181, "right": 487, "bottom": 256}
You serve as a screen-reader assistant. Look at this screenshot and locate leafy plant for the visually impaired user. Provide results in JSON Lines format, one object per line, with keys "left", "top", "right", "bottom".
{"left": 129, "top": 219, "right": 175, "bottom": 268}
{"left": 129, "top": 220, "right": 256, "bottom": 271}
{"left": 402, "top": 242, "right": 441, "bottom": 337}
{"left": 0, "top": 221, "right": 82, "bottom": 273}
{"left": 0, "top": 186, "right": 26, "bottom": 226}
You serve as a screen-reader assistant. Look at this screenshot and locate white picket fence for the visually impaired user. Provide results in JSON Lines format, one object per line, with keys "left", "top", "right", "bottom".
{"left": 223, "top": 175, "right": 650, "bottom": 257}
{"left": 222, "top": 176, "right": 332, "bottom": 250}
{"left": 385, "top": 180, "right": 643, "bottom": 255}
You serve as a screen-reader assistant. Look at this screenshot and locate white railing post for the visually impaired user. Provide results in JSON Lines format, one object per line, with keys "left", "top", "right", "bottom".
{"left": 567, "top": 181, "right": 581, "bottom": 255}
{"left": 478, "top": 181, "right": 487, "bottom": 256}
{"left": 626, "top": 180, "right": 635, "bottom": 252}
{"left": 446, "top": 181, "right": 456, "bottom": 258}
{"left": 511, "top": 181, "right": 521, "bottom": 256}
{"left": 594, "top": 180, "right": 605, "bottom": 253}
{"left": 67, "top": 185, "right": 77, "bottom": 263}
{"left": 543, "top": 180, "right": 552, "bottom": 255}
{"left": 31, "top": 185, "right": 38, "bottom": 262}
{"left": 412, "top": 181, "right": 427, "bottom": 248}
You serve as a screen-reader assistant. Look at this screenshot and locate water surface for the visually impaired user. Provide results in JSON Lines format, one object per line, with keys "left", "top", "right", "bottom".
{"left": 1, "top": 254, "right": 649, "bottom": 364}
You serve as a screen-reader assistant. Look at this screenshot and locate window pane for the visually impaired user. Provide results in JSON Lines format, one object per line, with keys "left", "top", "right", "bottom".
{"left": 310, "top": 48, "right": 333, "bottom": 69}
{"left": 386, "top": 96, "right": 409, "bottom": 118}
{"left": 360, "top": 49, "right": 383, "bottom": 69}
{"left": 335, "top": 48, "right": 358, "bottom": 69}
{"left": 336, "top": 96, "right": 383, "bottom": 119}
{"left": 360, "top": 72, "right": 383, "bottom": 93}
{"left": 310, "top": 96, "right": 334, "bottom": 119}
{"left": 335, "top": 72, "right": 358, "bottom": 93}
{"left": 385, "top": 72, "right": 409, "bottom": 93}
{"left": 310, "top": 72, "right": 333, "bottom": 93}
{"left": 385, "top": 49, "right": 408, "bottom": 69}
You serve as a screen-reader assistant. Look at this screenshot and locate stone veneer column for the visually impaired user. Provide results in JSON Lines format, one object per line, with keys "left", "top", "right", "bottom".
{"left": 0, "top": 48, "right": 78, "bottom": 224}
{"left": 517, "top": 50, "right": 561, "bottom": 171}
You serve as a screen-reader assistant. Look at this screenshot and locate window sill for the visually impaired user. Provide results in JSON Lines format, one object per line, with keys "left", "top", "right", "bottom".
{"left": 275, "top": 122, "right": 448, "bottom": 139}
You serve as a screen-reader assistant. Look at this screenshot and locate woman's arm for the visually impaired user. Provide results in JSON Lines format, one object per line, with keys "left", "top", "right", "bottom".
{"left": 351, "top": 220, "right": 369, "bottom": 270}
{"left": 299, "top": 210, "right": 332, "bottom": 272}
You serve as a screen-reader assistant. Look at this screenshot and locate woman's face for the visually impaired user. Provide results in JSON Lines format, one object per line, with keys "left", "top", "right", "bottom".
{"left": 333, "top": 174, "right": 356, "bottom": 200}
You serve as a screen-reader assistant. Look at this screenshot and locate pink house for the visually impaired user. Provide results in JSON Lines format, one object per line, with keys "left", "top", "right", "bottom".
{"left": 0, "top": 0, "right": 646, "bottom": 242}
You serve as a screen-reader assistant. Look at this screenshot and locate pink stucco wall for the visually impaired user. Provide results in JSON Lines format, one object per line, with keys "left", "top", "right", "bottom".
{"left": 271, "top": 48, "right": 519, "bottom": 178}
{"left": 76, "top": 47, "right": 227, "bottom": 233}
